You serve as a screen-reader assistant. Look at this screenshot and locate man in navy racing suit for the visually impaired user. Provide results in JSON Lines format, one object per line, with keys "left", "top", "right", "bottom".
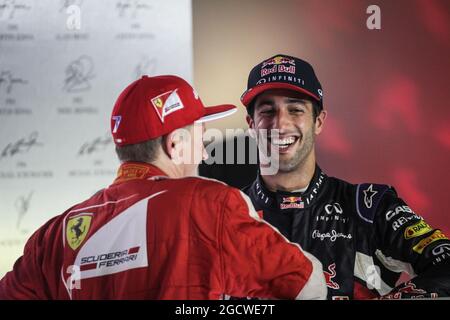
{"left": 239, "top": 54, "right": 450, "bottom": 300}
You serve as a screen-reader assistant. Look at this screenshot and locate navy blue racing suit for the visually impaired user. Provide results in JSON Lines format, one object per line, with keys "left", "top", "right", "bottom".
{"left": 242, "top": 165, "right": 450, "bottom": 299}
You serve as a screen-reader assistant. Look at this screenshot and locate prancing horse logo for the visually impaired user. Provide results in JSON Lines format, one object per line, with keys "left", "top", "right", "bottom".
{"left": 66, "top": 214, "right": 92, "bottom": 250}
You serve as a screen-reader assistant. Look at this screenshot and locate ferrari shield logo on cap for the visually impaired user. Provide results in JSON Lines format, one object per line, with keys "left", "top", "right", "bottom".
{"left": 66, "top": 214, "right": 92, "bottom": 250}
{"left": 151, "top": 89, "right": 185, "bottom": 123}
{"left": 153, "top": 97, "right": 163, "bottom": 108}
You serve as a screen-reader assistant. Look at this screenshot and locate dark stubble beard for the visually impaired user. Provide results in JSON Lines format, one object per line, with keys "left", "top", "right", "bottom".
{"left": 256, "top": 124, "right": 316, "bottom": 174}
{"left": 277, "top": 125, "right": 315, "bottom": 173}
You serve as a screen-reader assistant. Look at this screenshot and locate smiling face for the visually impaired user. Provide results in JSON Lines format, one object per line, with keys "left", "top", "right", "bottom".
{"left": 247, "top": 89, "right": 326, "bottom": 173}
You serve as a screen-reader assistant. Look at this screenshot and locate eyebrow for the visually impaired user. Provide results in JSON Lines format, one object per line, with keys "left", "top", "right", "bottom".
{"left": 255, "top": 99, "right": 275, "bottom": 107}
{"left": 255, "top": 97, "right": 309, "bottom": 109}
{"left": 285, "top": 98, "right": 308, "bottom": 105}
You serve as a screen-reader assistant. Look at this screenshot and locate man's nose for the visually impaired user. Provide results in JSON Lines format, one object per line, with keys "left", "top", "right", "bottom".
{"left": 274, "top": 108, "right": 291, "bottom": 132}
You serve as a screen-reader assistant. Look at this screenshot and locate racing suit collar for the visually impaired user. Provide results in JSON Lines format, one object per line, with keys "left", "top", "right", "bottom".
{"left": 112, "top": 161, "right": 169, "bottom": 185}
{"left": 254, "top": 164, "right": 327, "bottom": 210}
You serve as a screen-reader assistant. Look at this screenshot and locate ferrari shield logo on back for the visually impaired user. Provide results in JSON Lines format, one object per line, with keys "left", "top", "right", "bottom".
{"left": 66, "top": 214, "right": 92, "bottom": 250}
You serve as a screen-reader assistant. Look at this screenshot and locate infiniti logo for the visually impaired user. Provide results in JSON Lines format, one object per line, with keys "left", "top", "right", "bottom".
{"left": 324, "top": 203, "right": 343, "bottom": 215}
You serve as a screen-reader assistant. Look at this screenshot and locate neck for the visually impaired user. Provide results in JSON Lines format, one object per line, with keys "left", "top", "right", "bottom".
{"left": 261, "top": 152, "right": 316, "bottom": 192}
{"left": 151, "top": 158, "right": 184, "bottom": 178}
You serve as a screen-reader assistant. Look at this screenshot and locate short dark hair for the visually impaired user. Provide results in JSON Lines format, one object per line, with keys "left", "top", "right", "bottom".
{"left": 115, "top": 124, "right": 194, "bottom": 163}
{"left": 246, "top": 98, "right": 322, "bottom": 122}
{"left": 115, "top": 137, "right": 162, "bottom": 163}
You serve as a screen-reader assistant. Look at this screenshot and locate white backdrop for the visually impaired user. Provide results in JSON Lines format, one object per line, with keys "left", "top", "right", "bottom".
{"left": 0, "top": 0, "right": 193, "bottom": 277}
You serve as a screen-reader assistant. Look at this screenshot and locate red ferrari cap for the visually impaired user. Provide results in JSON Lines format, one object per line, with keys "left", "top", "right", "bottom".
{"left": 111, "top": 75, "right": 237, "bottom": 146}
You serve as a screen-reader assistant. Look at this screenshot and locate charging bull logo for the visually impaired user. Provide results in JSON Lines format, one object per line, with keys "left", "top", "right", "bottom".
{"left": 324, "top": 263, "right": 340, "bottom": 290}
{"left": 379, "top": 281, "right": 437, "bottom": 299}
{"left": 261, "top": 55, "right": 296, "bottom": 77}
{"left": 280, "top": 196, "right": 304, "bottom": 209}
{"left": 262, "top": 56, "right": 295, "bottom": 68}
{"left": 283, "top": 196, "right": 302, "bottom": 203}
{"left": 397, "top": 282, "right": 427, "bottom": 295}
{"left": 66, "top": 214, "right": 92, "bottom": 250}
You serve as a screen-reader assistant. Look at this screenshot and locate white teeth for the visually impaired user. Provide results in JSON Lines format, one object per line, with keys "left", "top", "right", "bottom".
{"left": 271, "top": 137, "right": 296, "bottom": 145}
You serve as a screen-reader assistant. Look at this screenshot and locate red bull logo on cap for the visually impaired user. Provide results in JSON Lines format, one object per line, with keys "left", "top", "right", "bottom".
{"left": 283, "top": 196, "right": 302, "bottom": 203}
{"left": 262, "top": 56, "right": 296, "bottom": 68}
{"left": 261, "top": 56, "right": 296, "bottom": 77}
{"left": 280, "top": 196, "right": 304, "bottom": 209}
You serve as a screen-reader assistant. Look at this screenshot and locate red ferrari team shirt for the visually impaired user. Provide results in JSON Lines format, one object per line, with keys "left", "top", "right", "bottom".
{"left": 0, "top": 162, "right": 325, "bottom": 300}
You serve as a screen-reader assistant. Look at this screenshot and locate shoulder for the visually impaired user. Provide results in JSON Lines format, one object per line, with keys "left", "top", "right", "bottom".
{"left": 173, "top": 177, "right": 253, "bottom": 215}
{"left": 355, "top": 183, "right": 397, "bottom": 222}
{"left": 326, "top": 175, "right": 397, "bottom": 223}
{"left": 241, "top": 182, "right": 253, "bottom": 195}
{"left": 21, "top": 208, "right": 72, "bottom": 259}
{"left": 189, "top": 176, "right": 252, "bottom": 201}
{"left": 28, "top": 215, "right": 63, "bottom": 243}
{"left": 179, "top": 175, "right": 229, "bottom": 190}
{"left": 173, "top": 175, "right": 237, "bottom": 199}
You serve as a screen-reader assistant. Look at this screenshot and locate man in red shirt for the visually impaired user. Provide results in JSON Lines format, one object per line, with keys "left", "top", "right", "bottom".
{"left": 0, "top": 75, "right": 326, "bottom": 300}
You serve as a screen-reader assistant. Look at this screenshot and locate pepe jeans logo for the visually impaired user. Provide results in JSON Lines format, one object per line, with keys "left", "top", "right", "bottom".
{"left": 312, "top": 229, "right": 352, "bottom": 242}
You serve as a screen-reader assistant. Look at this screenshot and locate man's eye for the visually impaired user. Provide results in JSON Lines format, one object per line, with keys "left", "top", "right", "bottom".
{"left": 260, "top": 109, "right": 275, "bottom": 114}
{"left": 290, "top": 109, "right": 304, "bottom": 113}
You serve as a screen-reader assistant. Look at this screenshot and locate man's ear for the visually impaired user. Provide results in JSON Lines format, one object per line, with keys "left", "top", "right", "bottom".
{"left": 246, "top": 114, "right": 256, "bottom": 139}
{"left": 162, "top": 132, "right": 172, "bottom": 159}
{"left": 163, "top": 131, "right": 180, "bottom": 160}
{"left": 246, "top": 114, "right": 254, "bottom": 128}
{"left": 315, "top": 110, "right": 327, "bottom": 135}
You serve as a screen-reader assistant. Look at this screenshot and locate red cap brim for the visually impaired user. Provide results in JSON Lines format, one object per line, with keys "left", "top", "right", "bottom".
{"left": 241, "top": 83, "right": 321, "bottom": 107}
{"left": 195, "top": 104, "right": 237, "bottom": 123}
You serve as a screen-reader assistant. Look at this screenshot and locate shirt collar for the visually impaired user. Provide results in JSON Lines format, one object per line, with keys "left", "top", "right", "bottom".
{"left": 112, "top": 162, "right": 168, "bottom": 185}
{"left": 254, "top": 164, "right": 327, "bottom": 210}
